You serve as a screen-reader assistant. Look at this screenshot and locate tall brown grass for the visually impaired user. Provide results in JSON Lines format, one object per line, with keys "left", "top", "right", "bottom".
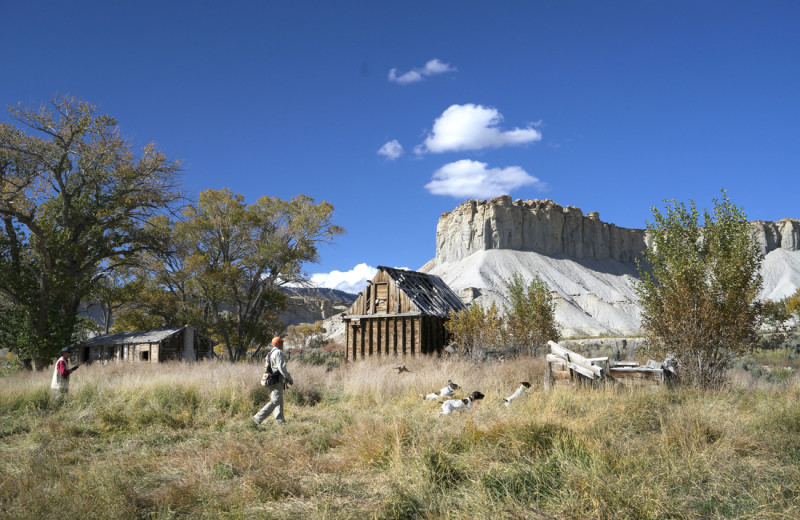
{"left": 1, "top": 354, "right": 798, "bottom": 519}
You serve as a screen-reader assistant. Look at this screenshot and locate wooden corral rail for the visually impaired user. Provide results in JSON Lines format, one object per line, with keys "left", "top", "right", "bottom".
{"left": 544, "top": 340, "right": 673, "bottom": 390}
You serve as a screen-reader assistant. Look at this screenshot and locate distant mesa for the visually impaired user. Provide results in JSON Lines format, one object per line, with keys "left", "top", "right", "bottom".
{"left": 421, "top": 196, "right": 800, "bottom": 338}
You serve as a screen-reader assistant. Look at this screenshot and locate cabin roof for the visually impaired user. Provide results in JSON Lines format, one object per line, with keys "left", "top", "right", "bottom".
{"left": 377, "top": 266, "right": 466, "bottom": 317}
{"left": 76, "top": 326, "right": 207, "bottom": 347}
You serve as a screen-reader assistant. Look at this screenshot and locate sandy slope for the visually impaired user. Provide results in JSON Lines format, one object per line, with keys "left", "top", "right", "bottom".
{"left": 424, "top": 248, "right": 800, "bottom": 337}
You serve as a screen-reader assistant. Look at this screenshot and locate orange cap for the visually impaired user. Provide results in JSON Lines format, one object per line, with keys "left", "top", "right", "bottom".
{"left": 271, "top": 336, "right": 284, "bottom": 345}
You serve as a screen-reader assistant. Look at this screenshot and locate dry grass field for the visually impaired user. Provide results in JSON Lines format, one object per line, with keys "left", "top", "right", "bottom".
{"left": 1, "top": 352, "right": 799, "bottom": 519}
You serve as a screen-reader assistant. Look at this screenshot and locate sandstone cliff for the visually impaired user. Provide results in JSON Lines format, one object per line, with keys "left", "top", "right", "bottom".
{"left": 752, "top": 219, "right": 800, "bottom": 255}
{"left": 433, "top": 197, "right": 649, "bottom": 264}
{"left": 432, "top": 196, "right": 800, "bottom": 265}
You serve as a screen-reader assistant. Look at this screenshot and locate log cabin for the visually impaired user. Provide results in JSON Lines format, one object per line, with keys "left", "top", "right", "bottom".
{"left": 343, "top": 266, "right": 466, "bottom": 360}
{"left": 73, "top": 325, "right": 215, "bottom": 364}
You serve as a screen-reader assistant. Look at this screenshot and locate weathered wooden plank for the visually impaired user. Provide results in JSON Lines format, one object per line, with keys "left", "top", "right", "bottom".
{"left": 401, "top": 317, "right": 407, "bottom": 355}
{"left": 613, "top": 361, "right": 641, "bottom": 367}
{"left": 376, "top": 319, "right": 382, "bottom": 357}
{"left": 567, "top": 361, "right": 596, "bottom": 379}
{"left": 547, "top": 353, "right": 567, "bottom": 364}
{"left": 609, "top": 367, "right": 663, "bottom": 374}
{"left": 609, "top": 368, "right": 663, "bottom": 381}
{"left": 549, "top": 340, "right": 603, "bottom": 377}
{"left": 548, "top": 340, "right": 572, "bottom": 360}
{"left": 413, "top": 319, "right": 420, "bottom": 356}
{"left": 345, "top": 312, "right": 423, "bottom": 319}
{"left": 360, "top": 323, "right": 365, "bottom": 358}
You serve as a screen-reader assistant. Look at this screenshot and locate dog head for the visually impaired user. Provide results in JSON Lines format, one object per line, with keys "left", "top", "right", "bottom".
{"left": 448, "top": 380, "right": 460, "bottom": 390}
{"left": 520, "top": 382, "right": 531, "bottom": 389}
{"left": 469, "top": 391, "right": 485, "bottom": 401}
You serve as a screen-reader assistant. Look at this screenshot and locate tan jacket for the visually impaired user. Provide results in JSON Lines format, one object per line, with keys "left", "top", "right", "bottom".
{"left": 266, "top": 347, "right": 293, "bottom": 385}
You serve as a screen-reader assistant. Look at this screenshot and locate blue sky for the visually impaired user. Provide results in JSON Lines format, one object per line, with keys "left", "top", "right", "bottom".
{"left": 3, "top": 1, "right": 799, "bottom": 293}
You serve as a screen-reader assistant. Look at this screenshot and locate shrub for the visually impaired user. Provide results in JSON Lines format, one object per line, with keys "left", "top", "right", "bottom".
{"left": 636, "top": 191, "right": 763, "bottom": 389}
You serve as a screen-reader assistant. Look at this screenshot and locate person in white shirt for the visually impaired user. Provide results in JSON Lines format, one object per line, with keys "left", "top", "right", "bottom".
{"left": 252, "top": 336, "right": 294, "bottom": 425}
{"left": 51, "top": 347, "right": 80, "bottom": 396}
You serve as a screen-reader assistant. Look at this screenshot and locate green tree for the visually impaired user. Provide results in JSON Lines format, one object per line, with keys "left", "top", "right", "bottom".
{"left": 86, "top": 269, "right": 144, "bottom": 334}
{"left": 786, "top": 289, "right": 800, "bottom": 318}
{"left": 636, "top": 191, "right": 763, "bottom": 389}
{"left": 109, "top": 214, "right": 211, "bottom": 334}
{"left": 0, "top": 97, "right": 182, "bottom": 367}
{"left": 287, "top": 321, "right": 327, "bottom": 349}
{"left": 760, "top": 298, "right": 794, "bottom": 350}
{"left": 503, "top": 273, "right": 559, "bottom": 355}
{"left": 446, "top": 302, "right": 505, "bottom": 358}
{"left": 178, "top": 188, "right": 343, "bottom": 361}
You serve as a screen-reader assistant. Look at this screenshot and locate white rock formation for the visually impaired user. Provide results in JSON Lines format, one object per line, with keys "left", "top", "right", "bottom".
{"left": 422, "top": 197, "right": 800, "bottom": 337}
{"left": 434, "top": 197, "right": 649, "bottom": 263}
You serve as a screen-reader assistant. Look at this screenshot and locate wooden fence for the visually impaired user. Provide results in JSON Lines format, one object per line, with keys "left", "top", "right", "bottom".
{"left": 544, "top": 340, "right": 674, "bottom": 390}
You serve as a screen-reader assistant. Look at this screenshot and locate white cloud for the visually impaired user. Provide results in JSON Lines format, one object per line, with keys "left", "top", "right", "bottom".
{"left": 389, "top": 68, "right": 422, "bottom": 85}
{"left": 417, "top": 104, "right": 542, "bottom": 154}
{"left": 422, "top": 58, "right": 454, "bottom": 75}
{"left": 388, "top": 58, "right": 456, "bottom": 85}
{"left": 377, "top": 139, "right": 404, "bottom": 160}
{"left": 425, "top": 159, "right": 544, "bottom": 198}
{"left": 309, "top": 263, "right": 378, "bottom": 294}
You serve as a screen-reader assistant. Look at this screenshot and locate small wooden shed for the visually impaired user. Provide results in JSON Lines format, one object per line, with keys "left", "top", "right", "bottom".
{"left": 73, "top": 325, "right": 215, "bottom": 364}
{"left": 343, "top": 266, "right": 466, "bottom": 360}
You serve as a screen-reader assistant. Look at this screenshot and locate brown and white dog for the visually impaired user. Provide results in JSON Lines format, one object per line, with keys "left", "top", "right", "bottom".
{"left": 438, "top": 391, "right": 485, "bottom": 417}
{"left": 503, "top": 382, "right": 531, "bottom": 407}
{"left": 421, "top": 380, "right": 460, "bottom": 401}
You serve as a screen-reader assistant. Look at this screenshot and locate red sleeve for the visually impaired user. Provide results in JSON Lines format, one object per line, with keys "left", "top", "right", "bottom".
{"left": 57, "top": 359, "right": 70, "bottom": 376}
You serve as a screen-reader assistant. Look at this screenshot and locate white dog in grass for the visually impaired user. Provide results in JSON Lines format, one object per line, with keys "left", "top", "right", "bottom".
{"left": 503, "top": 382, "right": 531, "bottom": 407}
{"left": 438, "top": 391, "right": 485, "bottom": 417}
{"left": 421, "top": 380, "right": 460, "bottom": 401}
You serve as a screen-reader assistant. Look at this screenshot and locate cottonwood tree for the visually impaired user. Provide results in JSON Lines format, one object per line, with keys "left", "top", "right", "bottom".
{"left": 0, "top": 97, "right": 182, "bottom": 368}
{"left": 446, "top": 302, "right": 505, "bottom": 358}
{"left": 287, "top": 321, "right": 327, "bottom": 349}
{"left": 177, "top": 188, "right": 343, "bottom": 361}
{"left": 86, "top": 269, "right": 144, "bottom": 334}
{"left": 109, "top": 214, "right": 210, "bottom": 334}
{"left": 503, "top": 273, "right": 559, "bottom": 355}
{"left": 446, "top": 275, "right": 559, "bottom": 359}
{"left": 636, "top": 191, "right": 763, "bottom": 389}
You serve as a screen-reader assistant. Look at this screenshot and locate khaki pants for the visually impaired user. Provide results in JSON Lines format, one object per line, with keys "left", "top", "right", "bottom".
{"left": 253, "top": 383, "right": 285, "bottom": 424}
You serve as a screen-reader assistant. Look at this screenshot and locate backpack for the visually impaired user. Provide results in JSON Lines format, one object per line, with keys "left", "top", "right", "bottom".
{"left": 260, "top": 348, "right": 280, "bottom": 386}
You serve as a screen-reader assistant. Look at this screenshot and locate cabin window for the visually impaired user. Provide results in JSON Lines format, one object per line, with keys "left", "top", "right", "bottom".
{"left": 140, "top": 350, "right": 149, "bottom": 362}
{"left": 375, "top": 283, "right": 388, "bottom": 313}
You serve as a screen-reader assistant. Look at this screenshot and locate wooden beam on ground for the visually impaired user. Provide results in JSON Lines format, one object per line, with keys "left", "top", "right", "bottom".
{"left": 548, "top": 340, "right": 603, "bottom": 378}
{"left": 567, "top": 361, "right": 597, "bottom": 379}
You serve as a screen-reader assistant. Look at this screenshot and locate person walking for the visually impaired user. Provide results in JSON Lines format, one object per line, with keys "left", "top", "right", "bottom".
{"left": 252, "top": 336, "right": 294, "bottom": 425}
{"left": 51, "top": 347, "right": 80, "bottom": 396}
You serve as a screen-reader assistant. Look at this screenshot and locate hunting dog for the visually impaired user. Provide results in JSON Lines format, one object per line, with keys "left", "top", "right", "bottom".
{"left": 503, "top": 382, "right": 531, "bottom": 407}
{"left": 421, "top": 380, "right": 460, "bottom": 401}
{"left": 438, "top": 391, "right": 485, "bottom": 417}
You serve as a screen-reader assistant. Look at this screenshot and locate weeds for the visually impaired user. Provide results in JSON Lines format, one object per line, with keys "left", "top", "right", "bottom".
{"left": 0, "top": 357, "right": 798, "bottom": 519}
